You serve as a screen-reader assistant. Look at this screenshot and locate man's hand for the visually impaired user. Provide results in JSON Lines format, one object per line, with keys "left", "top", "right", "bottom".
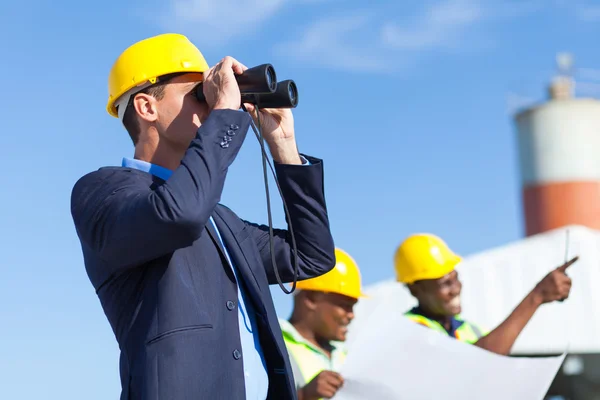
{"left": 202, "top": 57, "right": 300, "bottom": 164}
{"left": 532, "top": 256, "right": 578, "bottom": 304}
{"left": 203, "top": 56, "right": 247, "bottom": 111}
{"left": 299, "top": 370, "right": 344, "bottom": 400}
{"left": 244, "top": 104, "right": 301, "bottom": 164}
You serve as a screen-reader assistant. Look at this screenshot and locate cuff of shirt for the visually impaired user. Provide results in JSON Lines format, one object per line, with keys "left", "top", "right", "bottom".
{"left": 300, "top": 155, "right": 311, "bottom": 166}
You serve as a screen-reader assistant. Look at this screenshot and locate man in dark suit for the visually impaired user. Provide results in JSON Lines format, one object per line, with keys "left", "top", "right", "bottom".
{"left": 70, "top": 33, "right": 336, "bottom": 400}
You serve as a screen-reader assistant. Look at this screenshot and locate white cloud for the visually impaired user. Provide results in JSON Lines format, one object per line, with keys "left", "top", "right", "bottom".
{"left": 276, "top": 0, "right": 550, "bottom": 74}
{"left": 551, "top": 0, "right": 600, "bottom": 21}
{"left": 381, "top": 0, "right": 483, "bottom": 51}
{"left": 158, "top": 0, "right": 286, "bottom": 45}
{"left": 152, "top": 0, "right": 574, "bottom": 74}
{"left": 381, "top": 0, "right": 542, "bottom": 51}
{"left": 576, "top": 5, "right": 600, "bottom": 21}
{"left": 578, "top": 68, "right": 600, "bottom": 81}
{"left": 274, "top": 13, "right": 394, "bottom": 73}
{"left": 489, "top": 1, "right": 543, "bottom": 18}
{"left": 276, "top": 0, "right": 501, "bottom": 73}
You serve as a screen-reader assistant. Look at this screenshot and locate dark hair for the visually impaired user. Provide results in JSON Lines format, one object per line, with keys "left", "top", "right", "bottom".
{"left": 120, "top": 73, "right": 183, "bottom": 145}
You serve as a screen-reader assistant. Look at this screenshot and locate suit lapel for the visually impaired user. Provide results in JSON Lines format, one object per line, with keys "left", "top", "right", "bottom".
{"left": 153, "top": 176, "right": 238, "bottom": 285}
{"left": 212, "top": 209, "right": 267, "bottom": 316}
{"left": 152, "top": 175, "right": 231, "bottom": 267}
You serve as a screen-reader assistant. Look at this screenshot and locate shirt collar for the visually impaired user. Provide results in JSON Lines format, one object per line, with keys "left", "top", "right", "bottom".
{"left": 279, "top": 319, "right": 307, "bottom": 344}
{"left": 279, "top": 319, "right": 343, "bottom": 353}
{"left": 122, "top": 155, "right": 311, "bottom": 181}
{"left": 410, "top": 306, "right": 465, "bottom": 335}
{"left": 122, "top": 157, "right": 173, "bottom": 181}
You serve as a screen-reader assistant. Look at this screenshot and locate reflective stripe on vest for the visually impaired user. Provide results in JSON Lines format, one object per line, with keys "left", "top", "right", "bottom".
{"left": 405, "top": 312, "right": 485, "bottom": 344}
{"left": 283, "top": 335, "right": 347, "bottom": 389}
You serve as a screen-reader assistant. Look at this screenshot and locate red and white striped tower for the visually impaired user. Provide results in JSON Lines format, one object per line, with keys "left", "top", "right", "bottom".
{"left": 514, "top": 58, "right": 600, "bottom": 236}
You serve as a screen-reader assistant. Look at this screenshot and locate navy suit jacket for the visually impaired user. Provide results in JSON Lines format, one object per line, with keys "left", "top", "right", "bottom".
{"left": 70, "top": 109, "right": 336, "bottom": 400}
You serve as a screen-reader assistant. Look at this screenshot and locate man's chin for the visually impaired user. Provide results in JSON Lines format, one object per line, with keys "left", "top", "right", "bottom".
{"left": 335, "top": 328, "right": 348, "bottom": 342}
{"left": 446, "top": 305, "right": 461, "bottom": 316}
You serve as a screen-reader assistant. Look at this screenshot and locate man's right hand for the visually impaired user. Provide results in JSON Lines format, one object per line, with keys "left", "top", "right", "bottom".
{"left": 299, "top": 370, "right": 344, "bottom": 400}
{"left": 202, "top": 56, "right": 247, "bottom": 111}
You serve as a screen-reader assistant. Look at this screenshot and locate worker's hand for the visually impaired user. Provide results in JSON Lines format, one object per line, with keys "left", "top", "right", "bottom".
{"left": 243, "top": 103, "right": 295, "bottom": 142}
{"left": 300, "top": 370, "right": 344, "bottom": 400}
{"left": 202, "top": 56, "right": 247, "bottom": 111}
{"left": 532, "top": 256, "right": 578, "bottom": 304}
{"left": 243, "top": 104, "right": 299, "bottom": 164}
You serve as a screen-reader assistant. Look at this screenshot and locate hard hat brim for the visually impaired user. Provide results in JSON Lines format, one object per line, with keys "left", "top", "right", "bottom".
{"left": 397, "top": 254, "right": 462, "bottom": 284}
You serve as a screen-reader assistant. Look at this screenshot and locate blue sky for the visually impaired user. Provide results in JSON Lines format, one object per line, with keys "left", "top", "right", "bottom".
{"left": 2, "top": 0, "right": 600, "bottom": 398}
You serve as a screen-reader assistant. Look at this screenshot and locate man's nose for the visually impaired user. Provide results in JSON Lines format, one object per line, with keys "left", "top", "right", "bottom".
{"left": 346, "top": 308, "right": 355, "bottom": 321}
{"left": 452, "top": 280, "right": 462, "bottom": 296}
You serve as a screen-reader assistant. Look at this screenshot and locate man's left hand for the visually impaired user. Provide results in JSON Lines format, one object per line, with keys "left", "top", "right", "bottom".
{"left": 532, "top": 256, "right": 578, "bottom": 304}
{"left": 244, "top": 104, "right": 301, "bottom": 165}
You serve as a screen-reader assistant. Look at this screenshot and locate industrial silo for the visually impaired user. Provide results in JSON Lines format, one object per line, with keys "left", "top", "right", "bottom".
{"left": 514, "top": 63, "right": 600, "bottom": 237}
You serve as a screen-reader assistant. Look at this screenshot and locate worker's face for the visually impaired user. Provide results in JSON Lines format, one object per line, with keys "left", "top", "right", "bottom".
{"left": 153, "top": 73, "right": 210, "bottom": 149}
{"left": 312, "top": 293, "right": 358, "bottom": 342}
{"left": 412, "top": 270, "right": 462, "bottom": 317}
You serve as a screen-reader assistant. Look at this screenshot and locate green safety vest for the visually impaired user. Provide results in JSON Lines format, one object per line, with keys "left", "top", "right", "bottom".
{"left": 405, "top": 311, "right": 488, "bottom": 344}
{"left": 279, "top": 319, "right": 347, "bottom": 393}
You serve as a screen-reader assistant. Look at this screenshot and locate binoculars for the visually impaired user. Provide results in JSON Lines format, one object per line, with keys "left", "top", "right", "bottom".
{"left": 194, "top": 64, "right": 298, "bottom": 109}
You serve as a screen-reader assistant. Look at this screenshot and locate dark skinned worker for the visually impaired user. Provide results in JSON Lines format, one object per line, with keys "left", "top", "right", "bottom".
{"left": 394, "top": 233, "right": 577, "bottom": 356}
{"left": 280, "top": 248, "right": 366, "bottom": 400}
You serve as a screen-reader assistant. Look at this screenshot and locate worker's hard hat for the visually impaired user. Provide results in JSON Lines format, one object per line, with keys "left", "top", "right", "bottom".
{"left": 394, "top": 233, "right": 461, "bottom": 284}
{"left": 106, "top": 33, "right": 210, "bottom": 119}
{"left": 295, "top": 248, "right": 366, "bottom": 300}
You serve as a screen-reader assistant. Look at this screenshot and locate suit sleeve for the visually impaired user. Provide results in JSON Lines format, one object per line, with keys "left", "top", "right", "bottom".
{"left": 243, "top": 155, "right": 336, "bottom": 284}
{"left": 71, "top": 109, "right": 251, "bottom": 272}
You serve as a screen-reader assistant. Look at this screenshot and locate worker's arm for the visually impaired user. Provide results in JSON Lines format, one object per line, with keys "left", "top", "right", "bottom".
{"left": 473, "top": 290, "right": 542, "bottom": 355}
{"left": 473, "top": 256, "right": 577, "bottom": 355}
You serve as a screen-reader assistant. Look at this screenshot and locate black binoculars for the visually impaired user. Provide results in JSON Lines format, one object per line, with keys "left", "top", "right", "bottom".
{"left": 194, "top": 64, "right": 298, "bottom": 109}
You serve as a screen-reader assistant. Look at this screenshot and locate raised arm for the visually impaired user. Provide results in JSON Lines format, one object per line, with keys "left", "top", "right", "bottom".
{"left": 243, "top": 155, "right": 336, "bottom": 284}
{"left": 71, "top": 109, "right": 251, "bottom": 271}
{"left": 240, "top": 96, "right": 337, "bottom": 283}
{"left": 474, "top": 257, "right": 576, "bottom": 355}
{"left": 72, "top": 56, "right": 253, "bottom": 279}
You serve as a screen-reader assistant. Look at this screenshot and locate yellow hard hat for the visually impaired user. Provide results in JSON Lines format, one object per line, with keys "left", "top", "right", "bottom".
{"left": 106, "top": 33, "right": 210, "bottom": 118}
{"left": 394, "top": 233, "right": 462, "bottom": 284}
{"left": 295, "top": 248, "right": 366, "bottom": 299}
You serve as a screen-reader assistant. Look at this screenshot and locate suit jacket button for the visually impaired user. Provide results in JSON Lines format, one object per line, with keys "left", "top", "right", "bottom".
{"left": 226, "top": 300, "right": 235, "bottom": 310}
{"left": 229, "top": 124, "right": 239, "bottom": 130}
{"left": 233, "top": 349, "right": 242, "bottom": 360}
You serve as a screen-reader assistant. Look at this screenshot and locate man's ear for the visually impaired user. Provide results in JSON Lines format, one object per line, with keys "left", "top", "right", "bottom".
{"left": 407, "top": 283, "right": 419, "bottom": 298}
{"left": 132, "top": 93, "right": 159, "bottom": 123}
{"left": 303, "top": 291, "right": 322, "bottom": 311}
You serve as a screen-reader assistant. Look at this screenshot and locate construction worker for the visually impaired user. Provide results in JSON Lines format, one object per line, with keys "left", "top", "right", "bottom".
{"left": 280, "top": 248, "right": 365, "bottom": 400}
{"left": 394, "top": 233, "right": 577, "bottom": 355}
